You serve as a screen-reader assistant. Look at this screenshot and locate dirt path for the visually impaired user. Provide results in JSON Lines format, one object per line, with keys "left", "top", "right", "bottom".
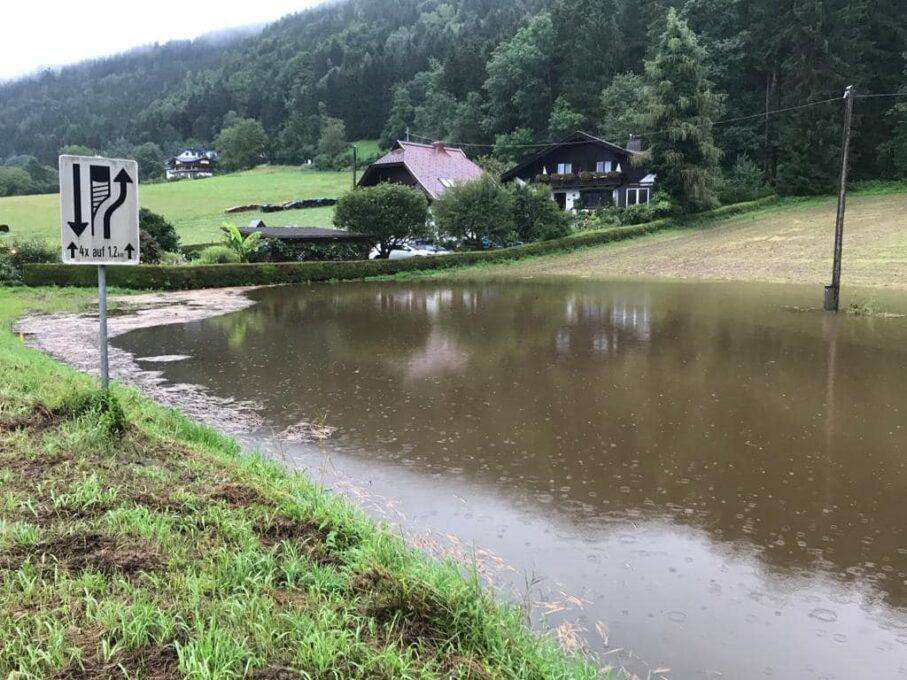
{"left": 14, "top": 287, "right": 263, "bottom": 435}
{"left": 462, "top": 193, "right": 907, "bottom": 289}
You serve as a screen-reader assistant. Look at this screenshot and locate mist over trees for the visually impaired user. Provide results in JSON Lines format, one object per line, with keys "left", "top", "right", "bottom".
{"left": 0, "top": 0, "right": 904, "bottom": 195}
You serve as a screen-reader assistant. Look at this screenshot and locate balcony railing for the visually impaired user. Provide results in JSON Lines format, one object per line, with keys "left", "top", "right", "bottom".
{"left": 535, "top": 171, "right": 625, "bottom": 189}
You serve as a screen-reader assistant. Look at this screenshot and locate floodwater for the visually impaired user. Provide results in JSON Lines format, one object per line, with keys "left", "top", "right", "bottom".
{"left": 113, "top": 279, "right": 907, "bottom": 679}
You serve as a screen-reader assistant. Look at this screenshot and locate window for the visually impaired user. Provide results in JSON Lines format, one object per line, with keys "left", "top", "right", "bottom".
{"left": 557, "top": 162, "right": 572, "bottom": 174}
{"left": 626, "top": 188, "right": 650, "bottom": 206}
{"left": 595, "top": 161, "right": 613, "bottom": 173}
{"left": 438, "top": 178, "right": 456, "bottom": 188}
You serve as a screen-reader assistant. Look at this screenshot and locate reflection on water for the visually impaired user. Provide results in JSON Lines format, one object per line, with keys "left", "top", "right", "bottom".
{"left": 114, "top": 279, "right": 907, "bottom": 679}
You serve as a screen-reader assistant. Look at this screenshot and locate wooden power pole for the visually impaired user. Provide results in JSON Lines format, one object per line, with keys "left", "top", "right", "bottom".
{"left": 824, "top": 85, "right": 855, "bottom": 312}
{"left": 351, "top": 145, "right": 358, "bottom": 190}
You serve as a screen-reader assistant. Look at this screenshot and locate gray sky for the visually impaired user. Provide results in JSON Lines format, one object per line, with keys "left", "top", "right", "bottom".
{"left": 0, "top": 0, "right": 325, "bottom": 81}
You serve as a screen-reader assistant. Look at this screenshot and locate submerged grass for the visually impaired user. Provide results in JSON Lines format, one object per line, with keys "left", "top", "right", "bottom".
{"left": 0, "top": 286, "right": 601, "bottom": 678}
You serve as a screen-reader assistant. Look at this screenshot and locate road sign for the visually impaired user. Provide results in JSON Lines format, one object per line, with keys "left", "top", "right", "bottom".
{"left": 60, "top": 155, "right": 139, "bottom": 265}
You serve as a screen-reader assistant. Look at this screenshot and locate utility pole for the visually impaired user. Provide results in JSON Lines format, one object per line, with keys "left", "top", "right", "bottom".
{"left": 824, "top": 85, "right": 854, "bottom": 313}
{"left": 351, "top": 144, "right": 357, "bottom": 190}
{"left": 405, "top": 127, "right": 410, "bottom": 142}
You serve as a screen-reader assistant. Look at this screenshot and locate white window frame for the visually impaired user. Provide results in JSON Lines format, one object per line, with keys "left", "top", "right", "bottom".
{"left": 626, "top": 188, "right": 650, "bottom": 206}
{"left": 596, "top": 161, "right": 613, "bottom": 173}
{"left": 557, "top": 162, "right": 572, "bottom": 174}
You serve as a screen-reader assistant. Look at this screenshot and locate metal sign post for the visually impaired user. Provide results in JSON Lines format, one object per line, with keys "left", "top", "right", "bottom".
{"left": 59, "top": 155, "right": 140, "bottom": 390}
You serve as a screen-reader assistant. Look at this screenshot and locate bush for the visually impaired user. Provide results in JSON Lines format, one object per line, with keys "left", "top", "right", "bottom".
{"left": 197, "top": 245, "right": 242, "bottom": 264}
{"left": 433, "top": 175, "right": 514, "bottom": 249}
{"left": 334, "top": 183, "right": 428, "bottom": 258}
{"left": 139, "top": 231, "right": 163, "bottom": 264}
{"left": 221, "top": 223, "right": 262, "bottom": 262}
{"left": 0, "top": 239, "right": 57, "bottom": 284}
{"left": 9, "top": 239, "right": 58, "bottom": 267}
{"left": 719, "top": 155, "right": 773, "bottom": 204}
{"left": 507, "top": 183, "right": 571, "bottom": 242}
{"left": 258, "top": 238, "right": 368, "bottom": 262}
{"left": 139, "top": 208, "right": 179, "bottom": 252}
{"left": 159, "top": 251, "right": 188, "bottom": 265}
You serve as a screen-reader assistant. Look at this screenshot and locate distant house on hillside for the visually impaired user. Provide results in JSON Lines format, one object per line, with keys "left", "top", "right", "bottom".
{"left": 357, "top": 140, "right": 484, "bottom": 200}
{"left": 166, "top": 149, "right": 217, "bottom": 180}
{"left": 501, "top": 131, "right": 656, "bottom": 211}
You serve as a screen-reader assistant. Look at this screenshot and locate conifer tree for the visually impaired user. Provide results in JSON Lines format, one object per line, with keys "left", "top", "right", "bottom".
{"left": 641, "top": 8, "right": 722, "bottom": 212}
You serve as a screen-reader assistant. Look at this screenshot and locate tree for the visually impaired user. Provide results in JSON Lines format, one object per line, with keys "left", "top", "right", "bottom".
{"left": 315, "top": 116, "right": 349, "bottom": 169}
{"left": 4, "top": 155, "right": 57, "bottom": 194}
{"left": 59, "top": 145, "right": 96, "bottom": 157}
{"left": 641, "top": 9, "right": 723, "bottom": 212}
{"left": 492, "top": 128, "right": 535, "bottom": 166}
{"left": 0, "top": 167, "right": 32, "bottom": 196}
{"left": 484, "top": 12, "right": 556, "bottom": 137}
{"left": 215, "top": 118, "right": 268, "bottom": 172}
{"left": 718, "top": 155, "right": 771, "bottom": 204}
{"left": 381, "top": 85, "right": 415, "bottom": 149}
{"left": 131, "top": 143, "right": 165, "bottom": 180}
{"left": 333, "top": 183, "right": 429, "bottom": 258}
{"left": 599, "top": 73, "right": 648, "bottom": 147}
{"left": 432, "top": 175, "right": 514, "bottom": 249}
{"left": 548, "top": 97, "right": 584, "bottom": 140}
{"left": 507, "top": 182, "right": 571, "bottom": 242}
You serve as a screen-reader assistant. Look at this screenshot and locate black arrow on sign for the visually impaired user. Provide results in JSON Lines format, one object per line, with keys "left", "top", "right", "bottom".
{"left": 102, "top": 168, "right": 133, "bottom": 239}
{"left": 67, "top": 164, "right": 89, "bottom": 237}
{"left": 124, "top": 243, "right": 135, "bottom": 259}
{"left": 66, "top": 242, "right": 77, "bottom": 258}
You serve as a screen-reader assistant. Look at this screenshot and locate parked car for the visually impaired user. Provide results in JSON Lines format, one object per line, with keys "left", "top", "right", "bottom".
{"left": 370, "top": 243, "right": 453, "bottom": 260}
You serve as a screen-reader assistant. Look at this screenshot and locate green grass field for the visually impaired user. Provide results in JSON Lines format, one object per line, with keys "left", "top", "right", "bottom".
{"left": 0, "top": 165, "right": 357, "bottom": 246}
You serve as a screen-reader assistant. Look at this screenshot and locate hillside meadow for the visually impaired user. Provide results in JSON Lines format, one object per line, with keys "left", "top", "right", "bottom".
{"left": 0, "top": 165, "right": 356, "bottom": 246}
{"left": 452, "top": 186, "right": 907, "bottom": 290}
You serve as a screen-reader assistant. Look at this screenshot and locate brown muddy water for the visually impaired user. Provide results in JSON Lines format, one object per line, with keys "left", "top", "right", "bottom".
{"left": 111, "top": 279, "right": 907, "bottom": 679}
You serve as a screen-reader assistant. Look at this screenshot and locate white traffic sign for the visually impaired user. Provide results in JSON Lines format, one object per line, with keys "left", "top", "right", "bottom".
{"left": 59, "top": 155, "right": 139, "bottom": 265}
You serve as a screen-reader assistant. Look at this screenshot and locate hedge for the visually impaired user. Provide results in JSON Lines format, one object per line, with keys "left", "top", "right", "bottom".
{"left": 23, "top": 196, "right": 777, "bottom": 290}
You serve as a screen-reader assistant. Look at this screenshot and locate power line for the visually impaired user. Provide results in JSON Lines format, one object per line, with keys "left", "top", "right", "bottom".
{"left": 712, "top": 96, "right": 842, "bottom": 125}
{"left": 853, "top": 92, "right": 907, "bottom": 99}
{"left": 410, "top": 94, "right": 849, "bottom": 150}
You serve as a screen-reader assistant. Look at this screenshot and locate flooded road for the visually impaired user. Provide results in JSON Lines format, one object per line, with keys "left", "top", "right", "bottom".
{"left": 113, "top": 279, "right": 907, "bottom": 678}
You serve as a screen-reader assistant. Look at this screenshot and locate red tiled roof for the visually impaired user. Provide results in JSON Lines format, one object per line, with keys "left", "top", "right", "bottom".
{"left": 368, "top": 140, "right": 484, "bottom": 199}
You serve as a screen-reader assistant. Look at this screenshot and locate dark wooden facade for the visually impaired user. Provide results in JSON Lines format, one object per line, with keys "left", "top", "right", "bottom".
{"left": 500, "top": 132, "right": 656, "bottom": 210}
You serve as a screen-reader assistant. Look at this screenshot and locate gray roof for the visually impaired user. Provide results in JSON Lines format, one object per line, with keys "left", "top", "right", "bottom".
{"left": 240, "top": 223, "right": 371, "bottom": 242}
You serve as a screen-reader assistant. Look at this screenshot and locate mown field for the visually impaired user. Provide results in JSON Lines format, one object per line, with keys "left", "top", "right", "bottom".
{"left": 455, "top": 187, "right": 907, "bottom": 290}
{"left": 0, "top": 286, "right": 599, "bottom": 679}
{"left": 0, "top": 165, "right": 357, "bottom": 246}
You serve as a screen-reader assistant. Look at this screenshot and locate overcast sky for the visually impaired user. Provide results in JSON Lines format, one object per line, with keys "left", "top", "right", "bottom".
{"left": 0, "top": 0, "right": 325, "bottom": 81}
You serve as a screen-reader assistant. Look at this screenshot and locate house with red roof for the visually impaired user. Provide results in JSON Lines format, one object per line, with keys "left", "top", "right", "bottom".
{"left": 357, "top": 140, "right": 484, "bottom": 200}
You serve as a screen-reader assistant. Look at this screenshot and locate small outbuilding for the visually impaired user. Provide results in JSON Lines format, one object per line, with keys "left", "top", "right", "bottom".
{"left": 241, "top": 221, "right": 372, "bottom": 246}
{"left": 239, "top": 222, "right": 374, "bottom": 261}
{"left": 357, "top": 140, "right": 484, "bottom": 201}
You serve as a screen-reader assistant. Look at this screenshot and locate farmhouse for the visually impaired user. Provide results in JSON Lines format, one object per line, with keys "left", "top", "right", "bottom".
{"left": 166, "top": 149, "right": 218, "bottom": 180}
{"left": 357, "top": 140, "right": 483, "bottom": 200}
{"left": 501, "top": 131, "right": 656, "bottom": 211}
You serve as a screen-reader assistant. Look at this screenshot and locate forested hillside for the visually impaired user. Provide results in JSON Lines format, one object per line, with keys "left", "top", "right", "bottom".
{"left": 1, "top": 0, "right": 905, "bottom": 192}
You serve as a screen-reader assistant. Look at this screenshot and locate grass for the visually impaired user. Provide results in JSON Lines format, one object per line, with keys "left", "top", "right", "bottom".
{"left": 0, "top": 286, "right": 600, "bottom": 679}
{"left": 0, "top": 165, "right": 356, "bottom": 246}
{"left": 452, "top": 184, "right": 907, "bottom": 289}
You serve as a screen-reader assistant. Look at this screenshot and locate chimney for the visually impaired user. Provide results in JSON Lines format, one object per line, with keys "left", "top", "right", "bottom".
{"left": 627, "top": 134, "right": 643, "bottom": 153}
{"left": 432, "top": 140, "right": 447, "bottom": 154}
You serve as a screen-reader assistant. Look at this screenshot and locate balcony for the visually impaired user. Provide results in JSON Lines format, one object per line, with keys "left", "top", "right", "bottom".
{"left": 535, "top": 171, "right": 625, "bottom": 190}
